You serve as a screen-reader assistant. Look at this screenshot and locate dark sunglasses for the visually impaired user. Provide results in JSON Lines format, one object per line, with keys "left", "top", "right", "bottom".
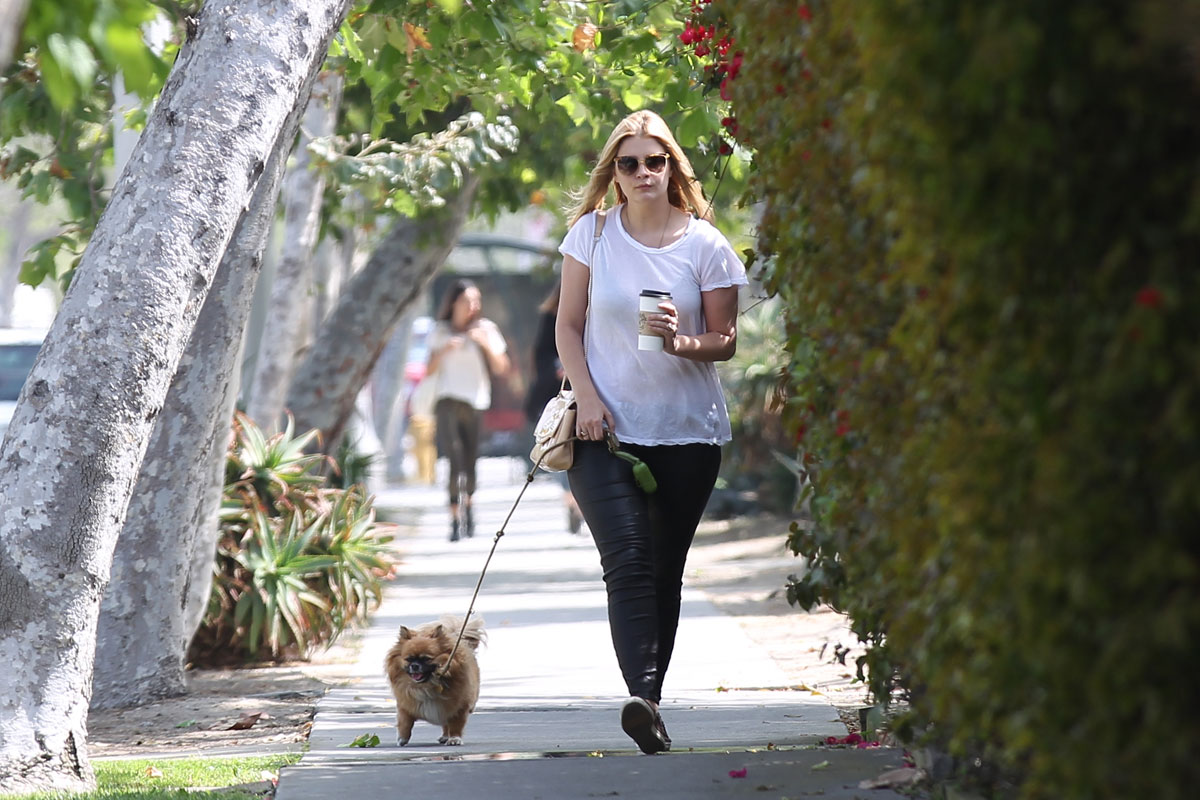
{"left": 614, "top": 153, "right": 670, "bottom": 175}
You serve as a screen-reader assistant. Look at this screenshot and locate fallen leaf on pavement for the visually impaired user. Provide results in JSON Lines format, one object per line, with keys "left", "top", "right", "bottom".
{"left": 227, "top": 712, "right": 264, "bottom": 730}
{"left": 859, "top": 767, "right": 926, "bottom": 789}
{"left": 342, "top": 733, "right": 381, "bottom": 748}
{"left": 729, "top": 768, "right": 748, "bottom": 778}
{"left": 811, "top": 760, "right": 830, "bottom": 771}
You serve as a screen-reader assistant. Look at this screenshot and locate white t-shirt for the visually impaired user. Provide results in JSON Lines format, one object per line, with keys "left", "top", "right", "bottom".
{"left": 558, "top": 205, "right": 748, "bottom": 446}
{"left": 426, "top": 318, "right": 506, "bottom": 411}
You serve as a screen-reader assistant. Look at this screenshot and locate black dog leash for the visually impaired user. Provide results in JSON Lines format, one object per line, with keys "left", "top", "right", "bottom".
{"left": 436, "top": 440, "right": 573, "bottom": 678}
{"left": 436, "top": 435, "right": 656, "bottom": 677}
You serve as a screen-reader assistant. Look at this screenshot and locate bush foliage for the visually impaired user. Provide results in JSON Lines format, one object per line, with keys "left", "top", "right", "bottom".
{"left": 190, "top": 415, "right": 395, "bottom": 663}
{"left": 721, "top": 1, "right": 1200, "bottom": 797}
{"left": 717, "top": 297, "right": 797, "bottom": 511}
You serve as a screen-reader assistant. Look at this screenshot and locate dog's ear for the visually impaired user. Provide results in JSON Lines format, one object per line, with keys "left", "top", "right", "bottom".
{"left": 399, "top": 626, "right": 413, "bottom": 640}
{"left": 431, "top": 624, "right": 444, "bottom": 639}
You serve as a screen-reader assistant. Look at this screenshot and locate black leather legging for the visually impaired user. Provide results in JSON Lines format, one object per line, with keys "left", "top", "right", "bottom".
{"left": 435, "top": 397, "right": 480, "bottom": 505}
{"left": 568, "top": 440, "right": 722, "bottom": 703}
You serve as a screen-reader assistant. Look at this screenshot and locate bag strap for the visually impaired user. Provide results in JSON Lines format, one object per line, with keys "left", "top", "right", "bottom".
{"left": 583, "top": 209, "right": 606, "bottom": 365}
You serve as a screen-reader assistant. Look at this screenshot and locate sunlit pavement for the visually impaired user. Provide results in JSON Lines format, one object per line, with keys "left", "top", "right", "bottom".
{"left": 275, "top": 458, "right": 908, "bottom": 800}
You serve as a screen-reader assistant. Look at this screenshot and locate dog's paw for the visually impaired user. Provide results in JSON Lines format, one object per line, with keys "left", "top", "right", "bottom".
{"left": 441, "top": 736, "right": 463, "bottom": 746}
{"left": 396, "top": 734, "right": 409, "bottom": 747}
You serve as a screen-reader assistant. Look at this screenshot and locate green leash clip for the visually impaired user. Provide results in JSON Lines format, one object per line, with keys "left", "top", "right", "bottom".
{"left": 605, "top": 432, "right": 658, "bottom": 494}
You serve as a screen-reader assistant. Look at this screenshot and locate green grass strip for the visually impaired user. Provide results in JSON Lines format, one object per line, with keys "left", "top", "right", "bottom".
{"left": 0, "top": 754, "right": 302, "bottom": 800}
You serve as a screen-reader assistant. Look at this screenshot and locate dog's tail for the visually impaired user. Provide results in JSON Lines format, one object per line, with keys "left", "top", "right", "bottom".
{"left": 440, "top": 614, "right": 487, "bottom": 650}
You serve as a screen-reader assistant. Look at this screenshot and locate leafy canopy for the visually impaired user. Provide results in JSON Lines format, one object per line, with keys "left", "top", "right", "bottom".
{"left": 2, "top": 0, "right": 740, "bottom": 285}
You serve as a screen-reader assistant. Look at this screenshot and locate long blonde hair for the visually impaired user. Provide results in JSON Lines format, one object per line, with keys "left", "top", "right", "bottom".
{"left": 567, "top": 110, "right": 712, "bottom": 226}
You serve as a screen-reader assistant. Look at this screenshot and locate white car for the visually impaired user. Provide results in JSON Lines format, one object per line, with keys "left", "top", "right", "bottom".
{"left": 0, "top": 328, "right": 47, "bottom": 441}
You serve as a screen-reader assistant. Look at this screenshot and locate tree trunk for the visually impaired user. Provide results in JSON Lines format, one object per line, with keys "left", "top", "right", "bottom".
{"left": 0, "top": 197, "right": 33, "bottom": 327}
{"left": 91, "top": 76, "right": 316, "bottom": 711}
{"left": 0, "top": 0, "right": 30, "bottom": 74}
{"left": 376, "top": 313, "right": 418, "bottom": 480}
{"left": 0, "top": 0, "right": 349, "bottom": 792}
{"left": 287, "top": 177, "right": 479, "bottom": 449}
{"left": 244, "top": 70, "right": 343, "bottom": 433}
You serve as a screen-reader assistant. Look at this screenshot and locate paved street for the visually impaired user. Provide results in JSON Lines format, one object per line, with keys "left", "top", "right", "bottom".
{"left": 274, "top": 459, "right": 907, "bottom": 799}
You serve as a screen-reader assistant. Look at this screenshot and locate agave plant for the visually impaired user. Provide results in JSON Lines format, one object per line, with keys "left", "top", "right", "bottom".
{"left": 192, "top": 415, "right": 396, "bottom": 664}
{"left": 232, "top": 508, "right": 338, "bottom": 656}
{"left": 226, "top": 412, "right": 331, "bottom": 515}
{"left": 311, "top": 488, "right": 394, "bottom": 635}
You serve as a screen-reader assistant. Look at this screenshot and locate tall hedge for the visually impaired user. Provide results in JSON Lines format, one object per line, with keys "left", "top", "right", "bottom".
{"left": 720, "top": 1, "right": 1200, "bottom": 797}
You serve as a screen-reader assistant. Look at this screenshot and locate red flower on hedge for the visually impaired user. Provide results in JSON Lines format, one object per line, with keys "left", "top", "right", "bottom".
{"left": 1135, "top": 286, "right": 1163, "bottom": 309}
{"left": 728, "top": 51, "right": 743, "bottom": 79}
{"left": 799, "top": 5, "right": 812, "bottom": 21}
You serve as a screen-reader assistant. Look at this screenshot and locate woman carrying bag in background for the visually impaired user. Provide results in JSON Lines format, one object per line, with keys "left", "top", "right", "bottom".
{"left": 555, "top": 110, "right": 747, "bottom": 753}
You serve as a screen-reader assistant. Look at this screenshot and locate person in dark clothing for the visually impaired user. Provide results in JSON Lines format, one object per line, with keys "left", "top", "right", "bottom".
{"left": 556, "top": 110, "right": 746, "bottom": 754}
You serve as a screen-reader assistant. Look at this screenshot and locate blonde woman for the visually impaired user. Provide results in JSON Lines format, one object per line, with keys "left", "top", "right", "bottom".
{"left": 555, "top": 110, "right": 746, "bottom": 753}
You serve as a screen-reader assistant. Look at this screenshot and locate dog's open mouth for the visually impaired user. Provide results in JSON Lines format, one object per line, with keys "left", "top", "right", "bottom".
{"left": 406, "top": 661, "right": 435, "bottom": 683}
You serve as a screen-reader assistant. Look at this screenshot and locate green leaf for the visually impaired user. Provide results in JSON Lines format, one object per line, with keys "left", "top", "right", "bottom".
{"left": 46, "top": 33, "right": 98, "bottom": 89}
{"left": 37, "top": 46, "right": 78, "bottom": 109}
{"left": 342, "top": 733, "right": 380, "bottom": 748}
{"left": 104, "top": 22, "right": 157, "bottom": 96}
{"left": 555, "top": 94, "right": 586, "bottom": 126}
{"left": 20, "top": 236, "right": 63, "bottom": 288}
{"left": 677, "top": 106, "right": 712, "bottom": 149}
{"left": 621, "top": 86, "right": 646, "bottom": 111}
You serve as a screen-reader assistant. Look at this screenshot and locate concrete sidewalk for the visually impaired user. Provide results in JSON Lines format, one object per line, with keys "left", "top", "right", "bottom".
{"left": 274, "top": 459, "right": 908, "bottom": 799}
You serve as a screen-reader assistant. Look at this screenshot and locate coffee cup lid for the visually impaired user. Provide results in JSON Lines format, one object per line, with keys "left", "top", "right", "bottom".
{"left": 639, "top": 289, "right": 672, "bottom": 297}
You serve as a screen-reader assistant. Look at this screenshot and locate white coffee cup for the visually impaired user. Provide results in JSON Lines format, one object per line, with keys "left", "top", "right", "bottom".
{"left": 638, "top": 290, "right": 672, "bottom": 351}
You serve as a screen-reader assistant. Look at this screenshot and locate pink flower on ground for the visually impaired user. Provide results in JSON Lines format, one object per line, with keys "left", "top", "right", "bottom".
{"left": 729, "top": 768, "right": 748, "bottom": 778}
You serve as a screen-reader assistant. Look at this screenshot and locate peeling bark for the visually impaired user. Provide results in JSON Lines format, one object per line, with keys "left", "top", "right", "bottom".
{"left": 0, "top": 0, "right": 31, "bottom": 75}
{"left": 92, "top": 68, "right": 318, "bottom": 711}
{"left": 244, "top": 71, "right": 344, "bottom": 433}
{"left": 0, "top": 0, "right": 350, "bottom": 790}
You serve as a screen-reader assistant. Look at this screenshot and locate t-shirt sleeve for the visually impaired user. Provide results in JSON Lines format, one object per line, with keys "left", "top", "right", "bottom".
{"left": 558, "top": 212, "right": 597, "bottom": 266}
{"left": 699, "top": 229, "right": 748, "bottom": 292}
{"left": 426, "top": 323, "right": 448, "bottom": 357}
{"left": 480, "top": 319, "right": 507, "bottom": 353}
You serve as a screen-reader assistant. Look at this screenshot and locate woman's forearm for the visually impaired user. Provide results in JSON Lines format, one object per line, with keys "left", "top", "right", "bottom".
{"left": 669, "top": 330, "right": 736, "bottom": 362}
{"left": 484, "top": 346, "right": 510, "bottom": 376}
{"left": 554, "top": 317, "right": 597, "bottom": 400}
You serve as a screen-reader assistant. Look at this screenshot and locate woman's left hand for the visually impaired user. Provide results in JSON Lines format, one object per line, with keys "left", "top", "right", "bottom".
{"left": 652, "top": 301, "right": 680, "bottom": 354}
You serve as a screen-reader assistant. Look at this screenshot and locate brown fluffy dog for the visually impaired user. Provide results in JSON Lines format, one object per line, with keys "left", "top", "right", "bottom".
{"left": 384, "top": 615, "right": 485, "bottom": 746}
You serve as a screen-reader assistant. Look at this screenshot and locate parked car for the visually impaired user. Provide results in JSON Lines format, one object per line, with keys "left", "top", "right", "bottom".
{"left": 0, "top": 328, "right": 47, "bottom": 441}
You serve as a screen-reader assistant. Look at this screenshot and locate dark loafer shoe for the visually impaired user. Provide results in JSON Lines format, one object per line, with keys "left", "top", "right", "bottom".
{"left": 656, "top": 712, "right": 672, "bottom": 748}
{"left": 621, "top": 697, "right": 668, "bottom": 754}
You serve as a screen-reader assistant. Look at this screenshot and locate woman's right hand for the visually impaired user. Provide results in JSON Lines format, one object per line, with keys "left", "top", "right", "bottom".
{"left": 575, "top": 393, "right": 614, "bottom": 442}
